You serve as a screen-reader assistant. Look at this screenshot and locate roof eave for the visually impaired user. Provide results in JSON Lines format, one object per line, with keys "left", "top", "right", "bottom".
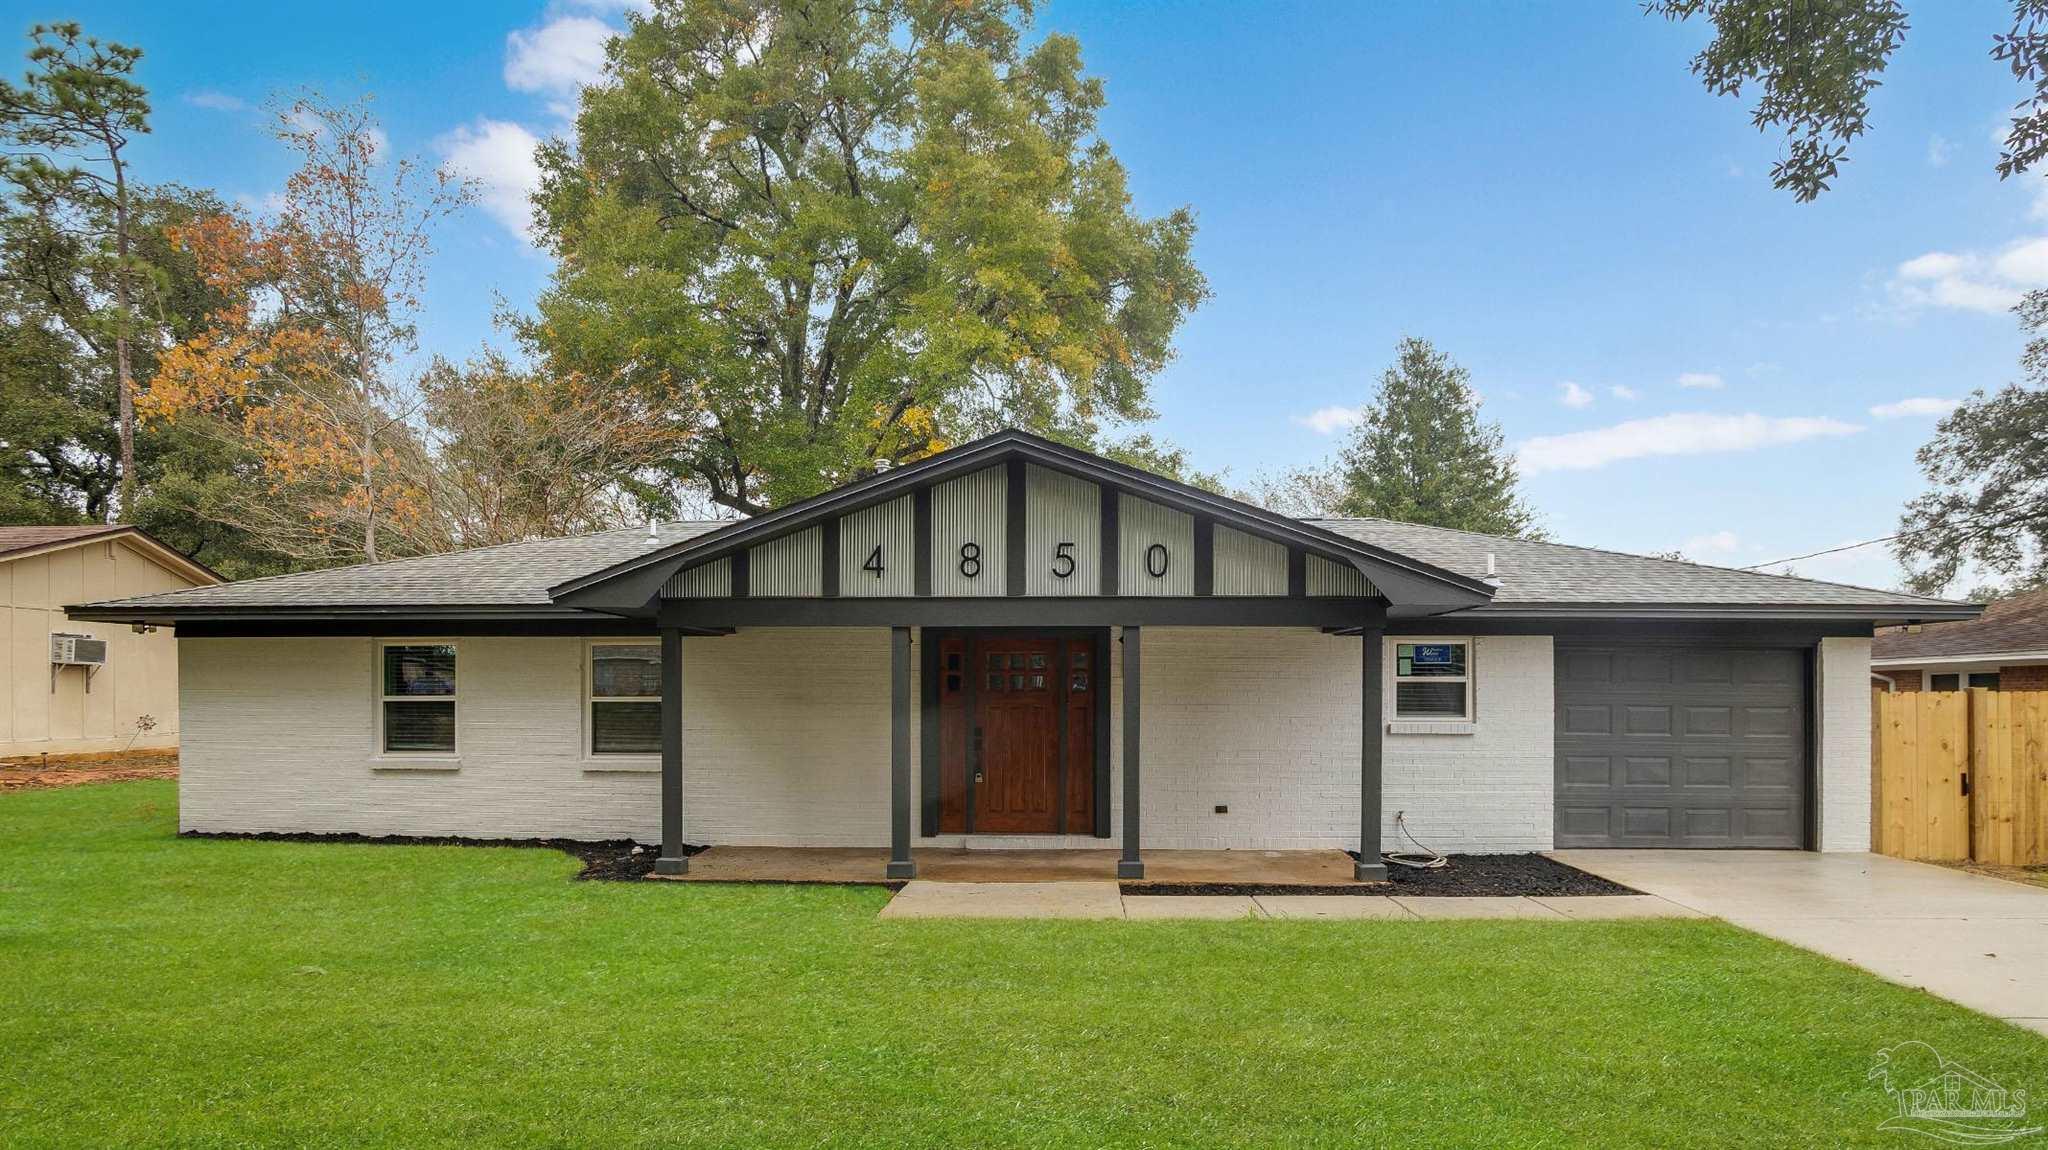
{"left": 1455, "top": 601, "right": 1984, "bottom": 624}
{"left": 1871, "top": 648, "right": 2048, "bottom": 668}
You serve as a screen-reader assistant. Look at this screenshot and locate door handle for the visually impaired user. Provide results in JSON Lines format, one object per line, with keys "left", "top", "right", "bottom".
{"left": 973, "top": 726, "right": 984, "bottom": 783}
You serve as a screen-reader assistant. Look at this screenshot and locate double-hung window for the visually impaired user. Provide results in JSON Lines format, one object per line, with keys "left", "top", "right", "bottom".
{"left": 1393, "top": 640, "right": 1471, "bottom": 721}
{"left": 381, "top": 643, "right": 457, "bottom": 754}
{"left": 590, "top": 642, "right": 662, "bottom": 755}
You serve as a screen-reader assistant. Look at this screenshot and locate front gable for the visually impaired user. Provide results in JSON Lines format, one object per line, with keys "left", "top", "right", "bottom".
{"left": 550, "top": 431, "right": 1493, "bottom": 622}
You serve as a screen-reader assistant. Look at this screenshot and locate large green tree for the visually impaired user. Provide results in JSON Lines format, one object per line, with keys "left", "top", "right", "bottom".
{"left": 1314, "top": 338, "right": 1542, "bottom": 538}
{"left": 1894, "top": 290, "right": 2048, "bottom": 597}
{"left": 525, "top": 0, "right": 1207, "bottom": 514}
{"left": 0, "top": 23, "right": 154, "bottom": 510}
{"left": 1652, "top": 1, "right": 2048, "bottom": 201}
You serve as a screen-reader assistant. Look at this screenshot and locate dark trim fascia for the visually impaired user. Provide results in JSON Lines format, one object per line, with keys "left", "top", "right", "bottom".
{"left": 170, "top": 620, "right": 732, "bottom": 638}
{"left": 659, "top": 597, "right": 1389, "bottom": 630}
{"left": 546, "top": 430, "right": 1495, "bottom": 607}
{"left": 1441, "top": 602, "right": 1982, "bottom": 624}
{"left": 1349, "top": 618, "right": 1877, "bottom": 642}
{"left": 67, "top": 604, "right": 636, "bottom": 625}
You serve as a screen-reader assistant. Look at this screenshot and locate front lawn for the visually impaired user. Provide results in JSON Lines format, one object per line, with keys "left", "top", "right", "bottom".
{"left": 3, "top": 782, "right": 2043, "bottom": 1148}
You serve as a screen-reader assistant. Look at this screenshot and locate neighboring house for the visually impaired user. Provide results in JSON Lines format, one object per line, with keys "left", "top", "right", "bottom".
{"left": 1872, "top": 588, "right": 2048, "bottom": 692}
{"left": 69, "top": 432, "right": 1976, "bottom": 879}
{"left": 3, "top": 526, "right": 222, "bottom": 759}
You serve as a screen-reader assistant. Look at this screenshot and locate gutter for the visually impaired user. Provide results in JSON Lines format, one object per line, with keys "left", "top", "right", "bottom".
{"left": 1871, "top": 649, "right": 2048, "bottom": 668}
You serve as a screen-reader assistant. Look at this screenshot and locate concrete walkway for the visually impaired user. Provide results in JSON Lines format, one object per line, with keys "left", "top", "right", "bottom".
{"left": 877, "top": 881, "right": 1702, "bottom": 922}
{"left": 1551, "top": 850, "right": 2048, "bottom": 1037}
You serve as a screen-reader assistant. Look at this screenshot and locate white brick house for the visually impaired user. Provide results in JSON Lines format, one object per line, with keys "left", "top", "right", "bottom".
{"left": 71, "top": 432, "right": 1974, "bottom": 880}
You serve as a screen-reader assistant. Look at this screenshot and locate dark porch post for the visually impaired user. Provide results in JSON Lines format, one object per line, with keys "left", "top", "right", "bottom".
{"left": 887, "top": 626, "right": 917, "bottom": 879}
{"left": 655, "top": 626, "right": 688, "bottom": 876}
{"left": 1356, "top": 626, "right": 1387, "bottom": 881}
{"left": 1118, "top": 625, "right": 1144, "bottom": 879}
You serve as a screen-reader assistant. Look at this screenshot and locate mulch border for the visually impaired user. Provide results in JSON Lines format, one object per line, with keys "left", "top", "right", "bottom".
{"left": 179, "top": 833, "right": 1637, "bottom": 896}
{"left": 177, "top": 829, "right": 704, "bottom": 882}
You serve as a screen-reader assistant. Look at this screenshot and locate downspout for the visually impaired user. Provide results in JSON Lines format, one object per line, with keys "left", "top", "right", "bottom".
{"left": 1869, "top": 672, "right": 1895, "bottom": 692}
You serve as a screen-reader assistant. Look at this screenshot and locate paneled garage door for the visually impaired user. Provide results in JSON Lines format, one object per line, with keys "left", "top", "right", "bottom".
{"left": 1555, "top": 644, "right": 1808, "bottom": 848}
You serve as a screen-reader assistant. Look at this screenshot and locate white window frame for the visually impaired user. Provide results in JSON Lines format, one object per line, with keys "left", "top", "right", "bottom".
{"left": 585, "top": 639, "right": 663, "bottom": 763}
{"left": 1386, "top": 636, "right": 1475, "bottom": 732}
{"left": 374, "top": 639, "right": 460, "bottom": 762}
{"left": 1920, "top": 663, "right": 2004, "bottom": 691}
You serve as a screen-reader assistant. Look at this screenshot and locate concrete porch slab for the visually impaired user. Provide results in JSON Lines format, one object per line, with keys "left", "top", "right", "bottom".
{"left": 655, "top": 845, "right": 1365, "bottom": 886}
{"left": 877, "top": 881, "right": 1124, "bottom": 919}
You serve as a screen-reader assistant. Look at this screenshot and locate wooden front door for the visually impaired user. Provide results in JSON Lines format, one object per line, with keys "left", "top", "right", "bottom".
{"left": 934, "top": 631, "right": 1099, "bottom": 835}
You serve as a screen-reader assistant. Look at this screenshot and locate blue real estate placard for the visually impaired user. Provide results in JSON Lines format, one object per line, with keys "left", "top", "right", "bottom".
{"left": 1409, "top": 644, "right": 1458, "bottom": 666}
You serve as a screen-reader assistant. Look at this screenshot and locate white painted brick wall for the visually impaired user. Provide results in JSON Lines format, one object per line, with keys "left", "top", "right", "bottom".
{"left": 1106, "top": 629, "right": 1554, "bottom": 853}
{"left": 1815, "top": 635, "right": 1873, "bottom": 852}
{"left": 179, "top": 631, "right": 904, "bottom": 844}
{"left": 181, "top": 627, "right": 1555, "bottom": 852}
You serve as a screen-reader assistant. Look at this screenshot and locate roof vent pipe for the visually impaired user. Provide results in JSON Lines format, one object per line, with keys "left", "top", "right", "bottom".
{"left": 645, "top": 517, "right": 659, "bottom": 544}
{"left": 1484, "top": 551, "right": 1503, "bottom": 588}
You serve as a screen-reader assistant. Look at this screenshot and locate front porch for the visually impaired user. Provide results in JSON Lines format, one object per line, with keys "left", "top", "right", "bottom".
{"left": 650, "top": 845, "right": 1367, "bottom": 887}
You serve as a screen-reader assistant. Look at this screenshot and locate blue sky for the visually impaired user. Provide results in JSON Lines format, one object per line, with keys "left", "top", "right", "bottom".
{"left": 11, "top": 0, "right": 2037, "bottom": 591}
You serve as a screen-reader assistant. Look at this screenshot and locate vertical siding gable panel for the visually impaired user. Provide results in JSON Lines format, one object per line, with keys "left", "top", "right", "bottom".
{"left": 1024, "top": 464, "right": 1101, "bottom": 596}
{"left": 1306, "top": 554, "right": 1379, "bottom": 598}
{"left": 837, "top": 495, "right": 916, "bottom": 597}
{"left": 1211, "top": 525, "right": 1288, "bottom": 596}
{"left": 928, "top": 466, "right": 1007, "bottom": 597}
{"left": 748, "top": 528, "right": 824, "bottom": 597}
{"left": 1117, "top": 496, "right": 1195, "bottom": 597}
{"left": 663, "top": 557, "right": 732, "bottom": 599}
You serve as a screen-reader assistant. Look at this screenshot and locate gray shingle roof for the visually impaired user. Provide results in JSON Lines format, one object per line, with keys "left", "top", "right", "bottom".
{"left": 1873, "top": 588, "right": 2048, "bottom": 661}
{"left": 73, "top": 512, "right": 1968, "bottom": 619}
{"left": 1310, "top": 519, "right": 1966, "bottom": 612}
{"left": 74, "top": 522, "right": 727, "bottom": 612}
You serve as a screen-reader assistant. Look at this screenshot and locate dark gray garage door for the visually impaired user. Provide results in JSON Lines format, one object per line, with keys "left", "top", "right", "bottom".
{"left": 1555, "top": 644, "right": 1807, "bottom": 848}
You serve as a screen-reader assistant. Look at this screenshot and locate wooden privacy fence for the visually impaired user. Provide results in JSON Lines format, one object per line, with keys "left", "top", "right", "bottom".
{"left": 1872, "top": 689, "right": 2048, "bottom": 865}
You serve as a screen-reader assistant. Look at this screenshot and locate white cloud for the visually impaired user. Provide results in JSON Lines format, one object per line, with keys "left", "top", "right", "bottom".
{"left": 1885, "top": 235, "right": 2048, "bottom": 315}
{"left": 506, "top": 15, "right": 613, "bottom": 98}
{"left": 1517, "top": 412, "right": 1862, "bottom": 475}
{"left": 1928, "top": 134, "right": 1953, "bottom": 168}
{"left": 440, "top": 119, "right": 545, "bottom": 244}
{"left": 185, "top": 89, "right": 247, "bottom": 112}
{"left": 1557, "top": 381, "right": 1594, "bottom": 409}
{"left": 1681, "top": 530, "right": 1742, "bottom": 556}
{"left": 1676, "top": 371, "right": 1723, "bottom": 390}
{"left": 1610, "top": 385, "right": 1638, "bottom": 401}
{"left": 1293, "top": 404, "right": 1364, "bottom": 435}
{"left": 1869, "top": 396, "right": 1958, "bottom": 419}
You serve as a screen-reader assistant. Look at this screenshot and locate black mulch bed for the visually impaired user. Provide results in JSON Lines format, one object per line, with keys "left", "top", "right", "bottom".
{"left": 1122, "top": 853, "right": 1638, "bottom": 898}
{"left": 178, "top": 829, "right": 705, "bottom": 882}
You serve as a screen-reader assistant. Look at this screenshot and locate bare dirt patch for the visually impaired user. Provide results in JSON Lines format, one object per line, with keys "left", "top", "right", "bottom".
{"left": 0, "top": 750, "right": 180, "bottom": 792}
{"left": 1939, "top": 860, "right": 2048, "bottom": 891}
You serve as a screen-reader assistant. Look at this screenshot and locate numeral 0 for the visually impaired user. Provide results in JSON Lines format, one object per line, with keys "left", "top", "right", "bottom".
{"left": 958, "top": 541, "right": 982, "bottom": 578}
{"left": 1144, "top": 543, "right": 1169, "bottom": 578}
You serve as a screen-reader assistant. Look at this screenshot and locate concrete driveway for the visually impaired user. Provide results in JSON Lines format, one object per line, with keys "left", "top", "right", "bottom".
{"left": 1550, "top": 850, "right": 2048, "bottom": 1037}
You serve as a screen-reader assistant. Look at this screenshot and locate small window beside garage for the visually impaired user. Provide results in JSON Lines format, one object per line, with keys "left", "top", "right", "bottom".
{"left": 1929, "top": 673, "right": 1960, "bottom": 691}
{"left": 1393, "top": 640, "right": 1471, "bottom": 720}
{"left": 380, "top": 643, "right": 456, "bottom": 754}
{"left": 590, "top": 642, "right": 662, "bottom": 755}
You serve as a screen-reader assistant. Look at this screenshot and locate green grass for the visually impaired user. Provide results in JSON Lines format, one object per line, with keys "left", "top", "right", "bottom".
{"left": 3, "top": 783, "right": 2044, "bottom": 1148}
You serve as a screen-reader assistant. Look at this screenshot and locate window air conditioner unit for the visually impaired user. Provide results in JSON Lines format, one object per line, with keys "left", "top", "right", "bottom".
{"left": 51, "top": 633, "right": 108, "bottom": 666}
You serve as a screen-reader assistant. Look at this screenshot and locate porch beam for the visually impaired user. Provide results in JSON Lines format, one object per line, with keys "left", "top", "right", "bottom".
{"left": 1118, "top": 625, "right": 1144, "bottom": 879}
{"left": 887, "top": 626, "right": 917, "bottom": 879}
{"left": 655, "top": 626, "right": 688, "bottom": 875}
{"left": 1356, "top": 626, "right": 1387, "bottom": 882}
{"left": 660, "top": 597, "right": 1388, "bottom": 630}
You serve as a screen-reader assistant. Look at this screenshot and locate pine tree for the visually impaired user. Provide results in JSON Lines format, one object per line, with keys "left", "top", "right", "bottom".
{"left": 1332, "top": 337, "right": 1543, "bottom": 538}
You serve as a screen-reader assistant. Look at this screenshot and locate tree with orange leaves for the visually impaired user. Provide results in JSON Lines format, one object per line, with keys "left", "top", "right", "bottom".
{"left": 144, "top": 94, "right": 472, "bottom": 565}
